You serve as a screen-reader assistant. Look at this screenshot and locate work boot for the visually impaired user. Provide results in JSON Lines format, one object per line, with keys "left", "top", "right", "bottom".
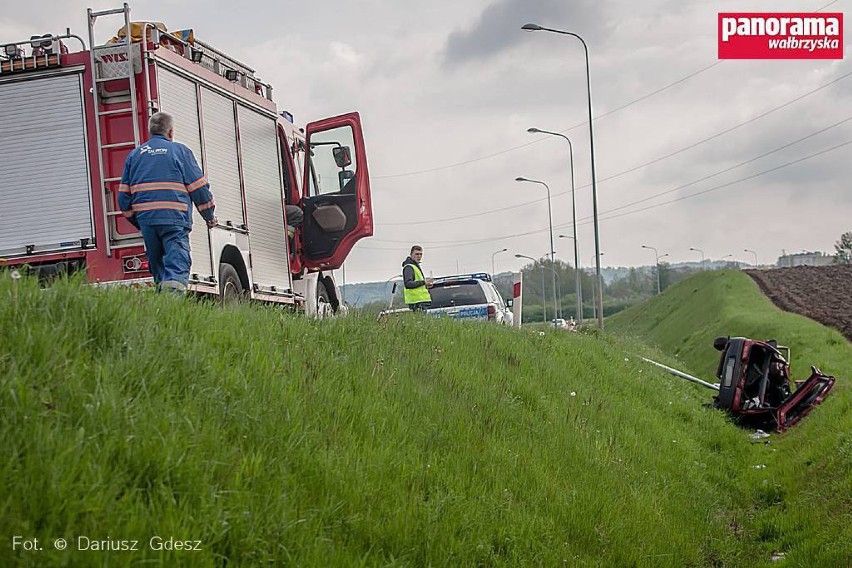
{"left": 159, "top": 280, "right": 187, "bottom": 295}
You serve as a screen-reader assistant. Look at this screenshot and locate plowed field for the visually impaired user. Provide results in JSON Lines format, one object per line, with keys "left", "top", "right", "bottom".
{"left": 745, "top": 265, "right": 852, "bottom": 341}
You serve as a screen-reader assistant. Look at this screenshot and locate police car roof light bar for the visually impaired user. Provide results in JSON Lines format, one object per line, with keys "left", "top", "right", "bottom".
{"left": 432, "top": 272, "right": 492, "bottom": 284}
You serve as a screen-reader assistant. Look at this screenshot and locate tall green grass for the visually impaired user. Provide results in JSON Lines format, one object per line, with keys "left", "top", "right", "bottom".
{"left": 1, "top": 272, "right": 849, "bottom": 566}
{"left": 609, "top": 270, "right": 852, "bottom": 566}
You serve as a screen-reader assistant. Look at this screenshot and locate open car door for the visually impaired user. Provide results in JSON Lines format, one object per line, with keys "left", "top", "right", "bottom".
{"left": 300, "top": 112, "right": 373, "bottom": 270}
{"left": 775, "top": 368, "right": 835, "bottom": 430}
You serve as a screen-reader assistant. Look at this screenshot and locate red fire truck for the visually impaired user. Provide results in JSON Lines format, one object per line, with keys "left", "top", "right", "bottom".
{"left": 0, "top": 4, "right": 373, "bottom": 316}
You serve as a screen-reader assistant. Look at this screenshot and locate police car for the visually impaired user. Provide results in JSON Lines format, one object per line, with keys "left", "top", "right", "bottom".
{"left": 426, "top": 273, "right": 513, "bottom": 325}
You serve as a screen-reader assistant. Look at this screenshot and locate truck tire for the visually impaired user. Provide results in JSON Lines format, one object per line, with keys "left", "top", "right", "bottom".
{"left": 316, "top": 280, "right": 333, "bottom": 318}
{"left": 219, "top": 263, "right": 244, "bottom": 304}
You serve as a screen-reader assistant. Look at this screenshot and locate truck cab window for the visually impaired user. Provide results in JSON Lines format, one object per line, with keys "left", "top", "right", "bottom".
{"left": 307, "top": 125, "right": 356, "bottom": 197}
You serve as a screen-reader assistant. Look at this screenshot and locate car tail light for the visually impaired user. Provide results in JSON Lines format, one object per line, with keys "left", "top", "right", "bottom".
{"left": 487, "top": 304, "right": 496, "bottom": 320}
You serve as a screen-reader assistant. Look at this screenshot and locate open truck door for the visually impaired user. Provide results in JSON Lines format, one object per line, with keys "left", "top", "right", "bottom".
{"left": 300, "top": 112, "right": 372, "bottom": 270}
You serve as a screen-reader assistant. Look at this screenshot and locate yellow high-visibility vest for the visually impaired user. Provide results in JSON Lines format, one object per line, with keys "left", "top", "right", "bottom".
{"left": 404, "top": 262, "right": 432, "bottom": 304}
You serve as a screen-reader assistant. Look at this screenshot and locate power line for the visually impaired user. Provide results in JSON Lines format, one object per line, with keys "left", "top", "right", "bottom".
{"left": 594, "top": 138, "right": 852, "bottom": 224}
{"left": 591, "top": 114, "right": 852, "bottom": 219}
{"left": 362, "top": 135, "right": 852, "bottom": 250}
{"left": 590, "top": 71, "right": 852, "bottom": 188}
{"left": 371, "top": 0, "right": 841, "bottom": 181}
{"left": 376, "top": 70, "right": 852, "bottom": 228}
{"left": 342, "top": 0, "right": 844, "bottom": 279}
{"left": 371, "top": 62, "right": 726, "bottom": 180}
{"left": 815, "top": 0, "right": 840, "bottom": 11}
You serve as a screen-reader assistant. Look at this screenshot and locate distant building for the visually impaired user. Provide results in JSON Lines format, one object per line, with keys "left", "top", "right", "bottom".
{"left": 775, "top": 251, "right": 834, "bottom": 267}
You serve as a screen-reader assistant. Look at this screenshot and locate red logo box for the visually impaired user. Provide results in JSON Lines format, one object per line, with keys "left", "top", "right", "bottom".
{"left": 718, "top": 13, "right": 843, "bottom": 59}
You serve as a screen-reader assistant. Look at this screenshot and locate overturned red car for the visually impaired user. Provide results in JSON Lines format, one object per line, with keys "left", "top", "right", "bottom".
{"left": 712, "top": 336, "right": 835, "bottom": 431}
{"left": 643, "top": 336, "right": 836, "bottom": 431}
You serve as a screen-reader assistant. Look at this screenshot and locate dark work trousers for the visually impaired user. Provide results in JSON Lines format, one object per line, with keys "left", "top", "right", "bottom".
{"left": 140, "top": 224, "right": 191, "bottom": 292}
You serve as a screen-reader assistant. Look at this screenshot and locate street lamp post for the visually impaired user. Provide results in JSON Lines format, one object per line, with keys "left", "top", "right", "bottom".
{"left": 657, "top": 253, "right": 670, "bottom": 292}
{"left": 548, "top": 257, "right": 563, "bottom": 319}
{"left": 590, "top": 252, "right": 604, "bottom": 320}
{"left": 529, "top": 126, "right": 582, "bottom": 323}
{"left": 559, "top": 234, "right": 583, "bottom": 322}
{"left": 641, "top": 245, "right": 668, "bottom": 295}
{"left": 522, "top": 23, "right": 603, "bottom": 331}
{"left": 491, "top": 248, "right": 508, "bottom": 276}
{"left": 744, "top": 249, "right": 758, "bottom": 266}
{"left": 516, "top": 177, "right": 558, "bottom": 326}
{"left": 689, "top": 247, "right": 705, "bottom": 268}
{"left": 516, "top": 253, "right": 547, "bottom": 324}
{"left": 540, "top": 251, "right": 564, "bottom": 319}
{"left": 539, "top": 250, "right": 563, "bottom": 319}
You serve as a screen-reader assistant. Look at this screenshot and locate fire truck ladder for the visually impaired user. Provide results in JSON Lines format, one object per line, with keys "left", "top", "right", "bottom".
{"left": 87, "top": 3, "right": 143, "bottom": 257}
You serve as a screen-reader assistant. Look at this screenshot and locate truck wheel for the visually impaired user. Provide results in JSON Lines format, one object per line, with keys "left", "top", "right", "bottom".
{"left": 219, "top": 263, "right": 244, "bottom": 304}
{"left": 316, "top": 280, "right": 333, "bottom": 318}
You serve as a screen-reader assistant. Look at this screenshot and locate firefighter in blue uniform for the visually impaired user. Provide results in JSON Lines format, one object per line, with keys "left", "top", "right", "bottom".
{"left": 118, "top": 112, "right": 216, "bottom": 292}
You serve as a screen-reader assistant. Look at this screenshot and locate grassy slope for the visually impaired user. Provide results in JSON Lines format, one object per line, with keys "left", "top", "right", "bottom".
{"left": 608, "top": 270, "right": 852, "bottom": 566}
{"left": 1, "top": 272, "right": 848, "bottom": 566}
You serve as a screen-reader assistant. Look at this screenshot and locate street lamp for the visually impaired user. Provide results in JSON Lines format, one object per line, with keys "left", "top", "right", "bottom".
{"left": 641, "top": 245, "right": 668, "bottom": 295}
{"left": 559, "top": 234, "right": 582, "bottom": 322}
{"left": 689, "top": 247, "right": 705, "bottom": 269}
{"left": 516, "top": 176, "right": 558, "bottom": 325}
{"left": 744, "top": 249, "right": 758, "bottom": 265}
{"left": 529, "top": 127, "right": 581, "bottom": 322}
{"left": 491, "top": 248, "right": 507, "bottom": 276}
{"left": 522, "top": 23, "right": 603, "bottom": 331}
{"left": 515, "top": 253, "right": 547, "bottom": 324}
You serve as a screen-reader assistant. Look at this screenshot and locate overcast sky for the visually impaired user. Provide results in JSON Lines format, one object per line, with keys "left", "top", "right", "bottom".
{"left": 3, "top": 0, "right": 849, "bottom": 283}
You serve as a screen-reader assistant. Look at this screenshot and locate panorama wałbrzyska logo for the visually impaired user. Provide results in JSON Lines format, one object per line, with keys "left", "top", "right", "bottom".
{"left": 718, "top": 13, "right": 843, "bottom": 59}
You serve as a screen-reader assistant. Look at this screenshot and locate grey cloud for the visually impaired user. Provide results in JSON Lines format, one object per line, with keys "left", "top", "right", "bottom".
{"left": 676, "top": 104, "right": 848, "bottom": 173}
{"left": 827, "top": 61, "right": 852, "bottom": 100}
{"left": 5, "top": 0, "right": 849, "bottom": 282}
{"left": 442, "top": 0, "right": 610, "bottom": 67}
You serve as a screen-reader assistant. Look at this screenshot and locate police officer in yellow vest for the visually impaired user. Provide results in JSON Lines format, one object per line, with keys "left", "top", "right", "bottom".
{"left": 402, "top": 245, "right": 433, "bottom": 311}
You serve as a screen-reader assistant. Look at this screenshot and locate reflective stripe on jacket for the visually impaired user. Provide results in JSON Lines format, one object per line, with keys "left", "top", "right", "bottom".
{"left": 403, "top": 262, "right": 431, "bottom": 304}
{"left": 118, "top": 135, "right": 215, "bottom": 228}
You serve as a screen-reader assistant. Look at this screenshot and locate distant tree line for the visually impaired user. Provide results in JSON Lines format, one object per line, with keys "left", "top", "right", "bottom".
{"left": 354, "top": 258, "right": 744, "bottom": 322}
{"left": 505, "top": 259, "right": 711, "bottom": 324}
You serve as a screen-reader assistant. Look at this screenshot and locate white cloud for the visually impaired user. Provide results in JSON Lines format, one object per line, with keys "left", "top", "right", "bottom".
{"left": 329, "top": 42, "right": 363, "bottom": 67}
